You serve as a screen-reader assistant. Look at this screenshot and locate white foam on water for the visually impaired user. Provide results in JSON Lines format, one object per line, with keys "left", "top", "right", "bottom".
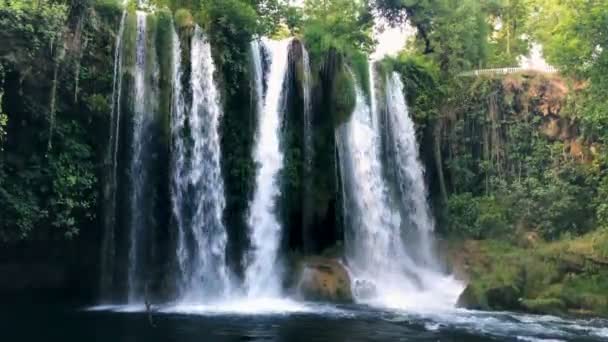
{"left": 87, "top": 299, "right": 349, "bottom": 317}
{"left": 592, "top": 327, "right": 608, "bottom": 338}
{"left": 385, "top": 308, "right": 608, "bottom": 341}
{"left": 516, "top": 337, "right": 565, "bottom": 342}
{"left": 360, "top": 272, "right": 465, "bottom": 313}
{"left": 161, "top": 298, "right": 314, "bottom": 316}
{"left": 424, "top": 322, "right": 442, "bottom": 331}
{"left": 86, "top": 304, "right": 146, "bottom": 313}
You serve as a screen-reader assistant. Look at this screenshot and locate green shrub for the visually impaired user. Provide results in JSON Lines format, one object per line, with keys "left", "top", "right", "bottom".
{"left": 94, "top": 0, "right": 123, "bottom": 21}
{"left": 332, "top": 66, "right": 356, "bottom": 125}
{"left": 174, "top": 8, "right": 193, "bottom": 29}
{"left": 447, "top": 193, "right": 508, "bottom": 239}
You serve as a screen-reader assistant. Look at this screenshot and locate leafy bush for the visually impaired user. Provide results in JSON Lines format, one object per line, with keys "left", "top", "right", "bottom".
{"left": 302, "top": 0, "right": 374, "bottom": 63}
{"left": 0, "top": 1, "right": 68, "bottom": 59}
{"left": 199, "top": 0, "right": 258, "bottom": 93}
{"left": 332, "top": 66, "right": 356, "bottom": 125}
{"left": 447, "top": 193, "right": 507, "bottom": 239}
{"left": 94, "top": 0, "right": 123, "bottom": 22}
{"left": 174, "top": 8, "right": 193, "bottom": 29}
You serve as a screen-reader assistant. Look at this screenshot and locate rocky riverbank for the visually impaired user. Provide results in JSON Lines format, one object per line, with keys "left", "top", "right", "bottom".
{"left": 449, "top": 230, "right": 608, "bottom": 317}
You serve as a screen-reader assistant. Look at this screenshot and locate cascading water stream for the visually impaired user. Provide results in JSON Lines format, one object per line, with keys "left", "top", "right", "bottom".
{"left": 301, "top": 46, "right": 312, "bottom": 167}
{"left": 171, "top": 26, "right": 230, "bottom": 302}
{"left": 368, "top": 62, "right": 378, "bottom": 130}
{"left": 126, "top": 11, "right": 148, "bottom": 303}
{"left": 171, "top": 22, "right": 188, "bottom": 297}
{"left": 339, "top": 69, "right": 463, "bottom": 311}
{"left": 127, "top": 11, "right": 160, "bottom": 303}
{"left": 100, "top": 7, "right": 127, "bottom": 302}
{"left": 301, "top": 44, "right": 314, "bottom": 250}
{"left": 385, "top": 72, "right": 437, "bottom": 266}
{"left": 245, "top": 38, "right": 292, "bottom": 298}
{"left": 337, "top": 74, "right": 412, "bottom": 284}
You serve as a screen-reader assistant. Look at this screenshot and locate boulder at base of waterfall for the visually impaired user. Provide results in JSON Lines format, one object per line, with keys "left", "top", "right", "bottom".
{"left": 457, "top": 283, "right": 523, "bottom": 311}
{"left": 297, "top": 257, "right": 353, "bottom": 303}
{"left": 456, "top": 284, "right": 484, "bottom": 310}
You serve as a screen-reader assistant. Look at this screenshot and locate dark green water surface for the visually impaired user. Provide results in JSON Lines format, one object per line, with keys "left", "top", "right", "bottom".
{"left": 1, "top": 299, "right": 606, "bottom": 341}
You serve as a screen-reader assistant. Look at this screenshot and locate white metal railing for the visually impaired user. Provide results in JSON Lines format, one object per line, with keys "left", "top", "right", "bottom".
{"left": 459, "top": 66, "right": 558, "bottom": 77}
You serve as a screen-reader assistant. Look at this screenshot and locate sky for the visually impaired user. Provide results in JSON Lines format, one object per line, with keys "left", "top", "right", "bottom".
{"left": 370, "top": 22, "right": 414, "bottom": 60}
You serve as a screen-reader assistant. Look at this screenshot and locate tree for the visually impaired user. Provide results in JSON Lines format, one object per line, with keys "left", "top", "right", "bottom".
{"left": 302, "top": 0, "right": 375, "bottom": 57}
{"left": 530, "top": 0, "right": 608, "bottom": 144}
{"left": 373, "top": 0, "right": 436, "bottom": 54}
{"left": 487, "top": 0, "right": 531, "bottom": 66}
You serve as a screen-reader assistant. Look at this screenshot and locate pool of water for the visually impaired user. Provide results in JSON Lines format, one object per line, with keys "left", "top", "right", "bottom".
{"left": 2, "top": 300, "right": 607, "bottom": 341}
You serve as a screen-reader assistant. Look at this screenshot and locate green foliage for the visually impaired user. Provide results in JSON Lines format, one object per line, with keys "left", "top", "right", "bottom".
{"left": 531, "top": 0, "right": 608, "bottom": 144}
{"left": 332, "top": 66, "right": 356, "bottom": 125}
{"left": 47, "top": 121, "right": 97, "bottom": 239}
{"left": 447, "top": 193, "right": 507, "bottom": 239}
{"left": 594, "top": 175, "right": 608, "bottom": 229}
{"left": 430, "top": 0, "right": 490, "bottom": 74}
{"left": 174, "top": 8, "right": 193, "bottom": 29}
{"left": 0, "top": 1, "right": 68, "bottom": 61}
{"left": 302, "top": 0, "right": 374, "bottom": 63}
{"left": 0, "top": 119, "right": 97, "bottom": 241}
{"left": 437, "top": 75, "right": 601, "bottom": 240}
{"left": 0, "top": 1, "right": 114, "bottom": 242}
{"left": 254, "top": 0, "right": 287, "bottom": 36}
{"left": 385, "top": 53, "right": 441, "bottom": 125}
{"left": 349, "top": 52, "right": 369, "bottom": 97}
{"left": 374, "top": 0, "right": 532, "bottom": 73}
{"left": 455, "top": 231, "right": 608, "bottom": 316}
{"left": 199, "top": 0, "right": 258, "bottom": 93}
{"left": 282, "top": 4, "right": 303, "bottom": 35}
{"left": 94, "top": 0, "right": 123, "bottom": 21}
{"left": 486, "top": 0, "right": 531, "bottom": 67}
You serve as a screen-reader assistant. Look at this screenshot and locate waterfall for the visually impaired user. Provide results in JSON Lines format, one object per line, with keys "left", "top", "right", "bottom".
{"left": 385, "top": 73, "right": 436, "bottom": 266}
{"left": 126, "top": 11, "right": 147, "bottom": 303}
{"left": 127, "top": 11, "right": 159, "bottom": 303}
{"left": 301, "top": 44, "right": 312, "bottom": 173}
{"left": 100, "top": 8, "right": 127, "bottom": 302}
{"left": 171, "top": 26, "right": 230, "bottom": 302}
{"left": 368, "top": 62, "right": 378, "bottom": 130}
{"left": 245, "top": 38, "right": 292, "bottom": 298}
{"left": 171, "top": 22, "right": 187, "bottom": 296}
{"left": 301, "top": 43, "right": 314, "bottom": 250}
{"left": 337, "top": 74, "right": 408, "bottom": 283}
{"left": 339, "top": 69, "right": 463, "bottom": 311}
{"left": 251, "top": 40, "right": 264, "bottom": 125}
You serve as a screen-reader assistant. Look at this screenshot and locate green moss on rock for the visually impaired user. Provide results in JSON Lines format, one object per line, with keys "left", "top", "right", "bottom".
{"left": 174, "top": 8, "right": 194, "bottom": 30}
{"left": 332, "top": 66, "right": 355, "bottom": 125}
{"left": 451, "top": 231, "right": 608, "bottom": 317}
